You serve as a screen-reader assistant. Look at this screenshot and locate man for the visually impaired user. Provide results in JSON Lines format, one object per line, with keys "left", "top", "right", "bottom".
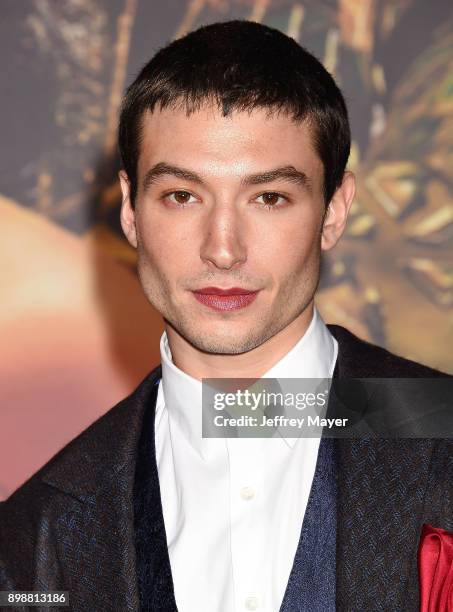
{"left": 1, "top": 20, "right": 452, "bottom": 612}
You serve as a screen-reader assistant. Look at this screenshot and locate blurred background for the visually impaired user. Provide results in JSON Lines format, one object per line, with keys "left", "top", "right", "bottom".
{"left": 1, "top": 0, "right": 452, "bottom": 499}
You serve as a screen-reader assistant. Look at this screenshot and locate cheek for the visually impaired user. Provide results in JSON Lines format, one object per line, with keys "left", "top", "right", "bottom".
{"left": 258, "top": 216, "right": 322, "bottom": 279}
{"left": 136, "top": 214, "right": 195, "bottom": 286}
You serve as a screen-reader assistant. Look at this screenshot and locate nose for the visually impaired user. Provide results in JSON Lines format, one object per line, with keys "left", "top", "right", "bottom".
{"left": 199, "top": 202, "right": 247, "bottom": 271}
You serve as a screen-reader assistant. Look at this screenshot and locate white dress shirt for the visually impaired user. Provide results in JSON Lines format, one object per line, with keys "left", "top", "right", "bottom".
{"left": 154, "top": 306, "right": 338, "bottom": 612}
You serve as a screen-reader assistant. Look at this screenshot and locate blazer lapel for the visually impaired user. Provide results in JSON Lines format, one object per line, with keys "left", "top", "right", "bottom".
{"left": 133, "top": 368, "right": 178, "bottom": 611}
{"left": 40, "top": 366, "right": 177, "bottom": 611}
{"left": 328, "top": 325, "right": 437, "bottom": 611}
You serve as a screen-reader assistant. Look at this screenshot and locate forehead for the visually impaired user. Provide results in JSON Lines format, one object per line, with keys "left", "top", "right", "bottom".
{"left": 137, "top": 104, "right": 323, "bottom": 183}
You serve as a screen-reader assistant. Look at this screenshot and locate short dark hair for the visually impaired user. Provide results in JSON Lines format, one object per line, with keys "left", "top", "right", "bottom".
{"left": 118, "top": 20, "right": 350, "bottom": 207}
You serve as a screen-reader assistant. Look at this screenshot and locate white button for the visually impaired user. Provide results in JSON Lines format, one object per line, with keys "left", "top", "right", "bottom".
{"left": 245, "top": 596, "right": 259, "bottom": 610}
{"left": 240, "top": 486, "right": 255, "bottom": 500}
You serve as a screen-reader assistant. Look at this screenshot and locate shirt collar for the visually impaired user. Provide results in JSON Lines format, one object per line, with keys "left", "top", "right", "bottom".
{"left": 159, "top": 306, "right": 337, "bottom": 457}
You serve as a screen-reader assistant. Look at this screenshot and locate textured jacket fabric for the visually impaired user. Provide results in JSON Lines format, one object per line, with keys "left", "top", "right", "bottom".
{"left": 0, "top": 324, "right": 452, "bottom": 611}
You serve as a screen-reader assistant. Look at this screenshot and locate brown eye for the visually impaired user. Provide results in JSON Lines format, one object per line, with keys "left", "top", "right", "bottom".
{"left": 262, "top": 192, "right": 280, "bottom": 206}
{"left": 163, "top": 190, "right": 198, "bottom": 207}
{"left": 257, "top": 192, "right": 287, "bottom": 208}
{"left": 173, "top": 190, "right": 192, "bottom": 204}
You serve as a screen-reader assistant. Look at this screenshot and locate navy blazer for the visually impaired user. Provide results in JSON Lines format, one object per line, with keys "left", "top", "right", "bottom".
{"left": 1, "top": 325, "right": 452, "bottom": 611}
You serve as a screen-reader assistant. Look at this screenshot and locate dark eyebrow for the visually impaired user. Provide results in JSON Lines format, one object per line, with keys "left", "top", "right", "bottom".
{"left": 142, "top": 162, "right": 312, "bottom": 192}
{"left": 142, "top": 163, "right": 204, "bottom": 191}
{"left": 242, "top": 166, "right": 312, "bottom": 191}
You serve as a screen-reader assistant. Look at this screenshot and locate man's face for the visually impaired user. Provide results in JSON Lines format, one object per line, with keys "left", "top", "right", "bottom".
{"left": 120, "top": 104, "right": 351, "bottom": 355}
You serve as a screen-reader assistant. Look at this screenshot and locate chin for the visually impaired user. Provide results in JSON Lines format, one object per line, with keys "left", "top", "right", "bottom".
{"left": 167, "top": 308, "right": 280, "bottom": 355}
{"left": 190, "top": 322, "right": 278, "bottom": 355}
{"left": 173, "top": 324, "right": 256, "bottom": 355}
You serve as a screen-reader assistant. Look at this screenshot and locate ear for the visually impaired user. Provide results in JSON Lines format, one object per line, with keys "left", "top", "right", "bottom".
{"left": 321, "top": 171, "right": 356, "bottom": 251}
{"left": 119, "top": 170, "right": 137, "bottom": 248}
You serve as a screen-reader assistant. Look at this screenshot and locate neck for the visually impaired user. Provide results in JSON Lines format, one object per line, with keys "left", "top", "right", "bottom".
{"left": 165, "top": 302, "right": 315, "bottom": 381}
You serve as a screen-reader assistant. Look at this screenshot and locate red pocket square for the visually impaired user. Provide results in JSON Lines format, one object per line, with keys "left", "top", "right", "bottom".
{"left": 418, "top": 524, "right": 453, "bottom": 611}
